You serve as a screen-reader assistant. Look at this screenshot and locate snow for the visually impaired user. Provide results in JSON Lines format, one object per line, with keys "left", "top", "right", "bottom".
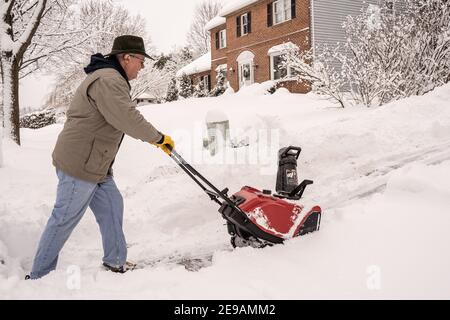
{"left": 205, "top": 109, "right": 228, "bottom": 123}
{"left": 204, "top": 16, "right": 226, "bottom": 31}
{"left": 1, "top": 82, "right": 450, "bottom": 299}
{"left": 219, "top": 0, "right": 259, "bottom": 17}
{"left": 12, "top": 0, "right": 46, "bottom": 55}
{"left": 176, "top": 52, "right": 211, "bottom": 77}
{"left": 267, "top": 42, "right": 299, "bottom": 55}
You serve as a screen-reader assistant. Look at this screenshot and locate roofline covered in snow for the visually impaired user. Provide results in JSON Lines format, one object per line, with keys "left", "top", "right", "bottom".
{"left": 219, "top": 0, "right": 260, "bottom": 17}
{"left": 176, "top": 52, "right": 212, "bottom": 77}
{"left": 205, "top": 16, "right": 227, "bottom": 31}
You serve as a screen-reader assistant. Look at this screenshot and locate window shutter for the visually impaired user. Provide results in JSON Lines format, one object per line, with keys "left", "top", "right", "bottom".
{"left": 236, "top": 16, "right": 241, "bottom": 37}
{"left": 291, "top": 0, "right": 296, "bottom": 19}
{"left": 215, "top": 32, "right": 220, "bottom": 49}
{"left": 247, "top": 12, "right": 252, "bottom": 33}
{"left": 207, "top": 75, "right": 211, "bottom": 91}
{"left": 267, "top": 3, "right": 273, "bottom": 27}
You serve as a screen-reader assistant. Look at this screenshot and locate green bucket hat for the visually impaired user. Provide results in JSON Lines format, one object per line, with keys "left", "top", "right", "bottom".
{"left": 106, "top": 35, "right": 154, "bottom": 60}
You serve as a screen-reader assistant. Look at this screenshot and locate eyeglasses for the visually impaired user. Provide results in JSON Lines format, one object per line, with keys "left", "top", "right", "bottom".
{"left": 128, "top": 54, "right": 145, "bottom": 67}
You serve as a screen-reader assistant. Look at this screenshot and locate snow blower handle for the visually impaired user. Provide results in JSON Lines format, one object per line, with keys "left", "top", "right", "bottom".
{"left": 168, "top": 149, "right": 241, "bottom": 211}
{"left": 164, "top": 143, "right": 173, "bottom": 154}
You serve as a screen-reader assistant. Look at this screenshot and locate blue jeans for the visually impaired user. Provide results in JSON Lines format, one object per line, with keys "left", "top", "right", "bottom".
{"left": 30, "top": 169, "right": 127, "bottom": 279}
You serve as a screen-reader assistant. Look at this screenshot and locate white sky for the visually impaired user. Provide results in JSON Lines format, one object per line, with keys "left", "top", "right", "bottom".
{"left": 20, "top": 0, "right": 225, "bottom": 110}
{"left": 117, "top": 0, "right": 211, "bottom": 53}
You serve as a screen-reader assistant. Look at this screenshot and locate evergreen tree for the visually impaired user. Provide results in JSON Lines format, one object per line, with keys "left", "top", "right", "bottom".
{"left": 209, "top": 70, "right": 227, "bottom": 97}
{"left": 165, "top": 78, "right": 179, "bottom": 102}
{"left": 193, "top": 80, "right": 207, "bottom": 98}
{"left": 178, "top": 74, "right": 193, "bottom": 98}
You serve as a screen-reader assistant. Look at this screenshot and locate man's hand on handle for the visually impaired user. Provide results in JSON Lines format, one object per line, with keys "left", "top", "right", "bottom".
{"left": 154, "top": 134, "right": 174, "bottom": 155}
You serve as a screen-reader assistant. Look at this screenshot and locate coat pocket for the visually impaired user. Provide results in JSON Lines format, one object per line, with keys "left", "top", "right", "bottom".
{"left": 84, "top": 138, "right": 117, "bottom": 175}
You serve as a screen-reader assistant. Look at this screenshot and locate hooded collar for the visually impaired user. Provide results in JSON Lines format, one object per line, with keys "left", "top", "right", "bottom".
{"left": 84, "top": 53, "right": 130, "bottom": 89}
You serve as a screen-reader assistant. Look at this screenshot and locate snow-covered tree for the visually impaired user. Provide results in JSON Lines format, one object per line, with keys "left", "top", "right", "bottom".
{"left": 46, "top": 0, "right": 156, "bottom": 110}
{"left": 1, "top": 0, "right": 48, "bottom": 146}
{"left": 163, "top": 46, "right": 193, "bottom": 74}
{"left": 402, "top": 0, "right": 450, "bottom": 94}
{"left": 165, "top": 78, "right": 178, "bottom": 102}
{"left": 186, "top": 0, "right": 222, "bottom": 57}
{"left": 130, "top": 63, "right": 172, "bottom": 101}
{"left": 209, "top": 70, "right": 227, "bottom": 97}
{"left": 341, "top": 0, "right": 450, "bottom": 107}
{"left": 284, "top": 46, "right": 347, "bottom": 108}
{"left": 178, "top": 73, "right": 193, "bottom": 99}
{"left": 193, "top": 80, "right": 207, "bottom": 98}
{"left": 284, "top": 0, "right": 450, "bottom": 108}
{"left": 340, "top": 3, "right": 409, "bottom": 107}
{"left": 0, "top": 0, "right": 93, "bottom": 145}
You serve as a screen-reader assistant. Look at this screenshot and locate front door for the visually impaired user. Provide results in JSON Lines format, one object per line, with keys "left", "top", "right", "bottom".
{"left": 239, "top": 61, "right": 254, "bottom": 89}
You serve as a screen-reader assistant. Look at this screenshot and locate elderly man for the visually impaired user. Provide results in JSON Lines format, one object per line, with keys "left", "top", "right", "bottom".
{"left": 28, "top": 35, "right": 174, "bottom": 279}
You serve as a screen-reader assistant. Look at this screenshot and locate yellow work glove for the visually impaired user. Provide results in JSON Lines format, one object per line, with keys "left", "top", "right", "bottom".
{"left": 154, "top": 134, "right": 174, "bottom": 155}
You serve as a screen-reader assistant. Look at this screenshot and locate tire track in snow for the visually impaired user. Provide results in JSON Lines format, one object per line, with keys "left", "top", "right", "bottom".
{"left": 319, "top": 139, "right": 450, "bottom": 210}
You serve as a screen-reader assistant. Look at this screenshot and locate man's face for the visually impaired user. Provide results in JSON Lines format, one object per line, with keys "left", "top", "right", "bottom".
{"left": 122, "top": 53, "right": 145, "bottom": 80}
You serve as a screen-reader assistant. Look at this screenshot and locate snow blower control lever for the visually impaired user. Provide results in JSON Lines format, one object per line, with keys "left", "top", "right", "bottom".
{"left": 275, "top": 146, "right": 314, "bottom": 200}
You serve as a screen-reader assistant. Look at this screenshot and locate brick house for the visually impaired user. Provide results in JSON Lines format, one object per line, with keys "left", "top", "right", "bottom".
{"left": 176, "top": 52, "right": 212, "bottom": 91}
{"left": 178, "top": 0, "right": 402, "bottom": 94}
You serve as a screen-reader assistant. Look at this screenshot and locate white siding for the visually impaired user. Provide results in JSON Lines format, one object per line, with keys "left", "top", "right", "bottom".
{"left": 310, "top": 0, "right": 406, "bottom": 81}
{"left": 311, "top": 0, "right": 381, "bottom": 59}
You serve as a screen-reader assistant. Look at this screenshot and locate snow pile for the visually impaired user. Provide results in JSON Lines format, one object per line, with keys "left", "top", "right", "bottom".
{"left": 1, "top": 82, "right": 450, "bottom": 298}
{"left": 205, "top": 109, "right": 228, "bottom": 123}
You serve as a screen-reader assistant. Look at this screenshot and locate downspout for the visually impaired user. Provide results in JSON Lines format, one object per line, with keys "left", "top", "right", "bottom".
{"left": 310, "top": 0, "right": 315, "bottom": 58}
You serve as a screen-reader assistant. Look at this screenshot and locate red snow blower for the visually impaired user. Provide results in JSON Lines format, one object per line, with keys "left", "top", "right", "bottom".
{"left": 167, "top": 146, "right": 322, "bottom": 248}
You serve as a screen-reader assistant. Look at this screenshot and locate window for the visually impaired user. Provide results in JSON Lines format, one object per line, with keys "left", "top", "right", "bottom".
{"left": 201, "top": 75, "right": 211, "bottom": 91}
{"left": 236, "top": 12, "right": 251, "bottom": 37}
{"left": 270, "top": 54, "right": 296, "bottom": 80}
{"left": 219, "top": 29, "right": 226, "bottom": 49}
{"left": 271, "top": 54, "right": 287, "bottom": 80}
{"left": 273, "top": 0, "right": 292, "bottom": 25}
{"left": 242, "top": 13, "right": 249, "bottom": 35}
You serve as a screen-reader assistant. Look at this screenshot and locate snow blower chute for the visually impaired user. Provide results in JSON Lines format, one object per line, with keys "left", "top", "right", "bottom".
{"left": 167, "top": 146, "right": 322, "bottom": 248}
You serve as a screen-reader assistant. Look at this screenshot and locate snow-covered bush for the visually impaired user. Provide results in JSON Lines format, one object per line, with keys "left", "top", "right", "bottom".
{"left": 284, "top": 0, "right": 450, "bottom": 108}
{"left": 165, "top": 78, "right": 179, "bottom": 102}
{"left": 178, "top": 73, "right": 194, "bottom": 99}
{"left": 19, "top": 109, "right": 57, "bottom": 129}
{"left": 285, "top": 47, "right": 346, "bottom": 108}
{"left": 193, "top": 80, "right": 208, "bottom": 98}
{"left": 341, "top": 0, "right": 450, "bottom": 107}
{"left": 209, "top": 70, "right": 227, "bottom": 97}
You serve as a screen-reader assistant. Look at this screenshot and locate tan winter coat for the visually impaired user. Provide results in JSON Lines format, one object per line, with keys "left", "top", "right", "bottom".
{"left": 52, "top": 68, "right": 162, "bottom": 183}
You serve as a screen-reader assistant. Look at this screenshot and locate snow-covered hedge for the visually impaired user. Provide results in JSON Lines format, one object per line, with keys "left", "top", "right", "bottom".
{"left": 20, "top": 109, "right": 57, "bottom": 129}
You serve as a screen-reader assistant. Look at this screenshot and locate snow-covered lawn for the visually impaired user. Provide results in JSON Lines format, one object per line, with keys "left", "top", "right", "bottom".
{"left": 1, "top": 83, "right": 450, "bottom": 299}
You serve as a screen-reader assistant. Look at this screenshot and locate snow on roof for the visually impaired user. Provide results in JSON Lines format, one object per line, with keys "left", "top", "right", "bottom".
{"left": 176, "top": 52, "right": 211, "bottom": 77}
{"left": 268, "top": 42, "right": 299, "bottom": 55}
{"left": 205, "top": 16, "right": 226, "bottom": 31}
{"left": 219, "top": 0, "right": 259, "bottom": 16}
